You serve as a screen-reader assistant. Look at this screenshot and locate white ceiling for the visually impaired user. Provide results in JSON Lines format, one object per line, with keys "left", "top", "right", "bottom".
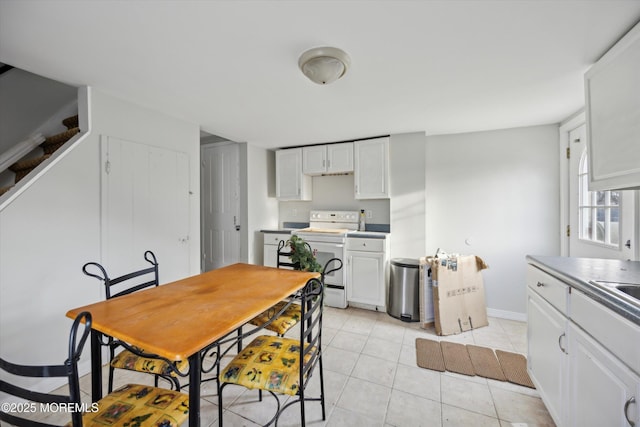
{"left": 1, "top": 1, "right": 639, "bottom": 149}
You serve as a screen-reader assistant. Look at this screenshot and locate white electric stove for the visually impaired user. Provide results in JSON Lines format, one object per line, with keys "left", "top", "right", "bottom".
{"left": 292, "top": 210, "right": 359, "bottom": 308}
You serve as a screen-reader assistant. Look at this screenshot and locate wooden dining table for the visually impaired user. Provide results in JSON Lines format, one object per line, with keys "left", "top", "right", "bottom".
{"left": 66, "top": 262, "right": 320, "bottom": 427}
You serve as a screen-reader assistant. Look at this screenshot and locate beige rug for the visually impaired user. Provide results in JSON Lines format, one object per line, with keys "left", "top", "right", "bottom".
{"left": 415, "top": 338, "right": 534, "bottom": 388}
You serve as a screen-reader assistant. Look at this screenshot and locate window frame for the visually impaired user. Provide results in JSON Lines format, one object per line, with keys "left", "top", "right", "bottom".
{"left": 578, "top": 149, "right": 621, "bottom": 248}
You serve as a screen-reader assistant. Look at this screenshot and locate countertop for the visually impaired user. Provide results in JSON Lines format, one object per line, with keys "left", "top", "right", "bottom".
{"left": 346, "top": 231, "right": 389, "bottom": 239}
{"left": 261, "top": 229, "right": 295, "bottom": 234}
{"left": 527, "top": 255, "right": 640, "bottom": 325}
{"left": 261, "top": 229, "right": 389, "bottom": 239}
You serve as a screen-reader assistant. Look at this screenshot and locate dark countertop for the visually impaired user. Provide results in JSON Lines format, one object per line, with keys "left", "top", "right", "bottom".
{"left": 346, "top": 231, "right": 389, "bottom": 239}
{"left": 527, "top": 255, "right": 640, "bottom": 325}
{"left": 261, "top": 229, "right": 389, "bottom": 239}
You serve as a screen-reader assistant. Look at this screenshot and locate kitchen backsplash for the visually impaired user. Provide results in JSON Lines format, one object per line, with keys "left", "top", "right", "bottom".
{"left": 279, "top": 174, "right": 391, "bottom": 226}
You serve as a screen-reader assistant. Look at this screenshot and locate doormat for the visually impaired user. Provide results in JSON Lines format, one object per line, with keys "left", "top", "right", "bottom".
{"left": 415, "top": 338, "right": 535, "bottom": 388}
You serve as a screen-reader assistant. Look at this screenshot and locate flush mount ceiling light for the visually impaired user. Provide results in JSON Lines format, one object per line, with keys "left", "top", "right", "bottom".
{"left": 298, "top": 46, "right": 351, "bottom": 85}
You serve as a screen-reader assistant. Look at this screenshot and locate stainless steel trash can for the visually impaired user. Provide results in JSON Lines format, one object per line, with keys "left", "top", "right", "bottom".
{"left": 387, "top": 258, "right": 420, "bottom": 322}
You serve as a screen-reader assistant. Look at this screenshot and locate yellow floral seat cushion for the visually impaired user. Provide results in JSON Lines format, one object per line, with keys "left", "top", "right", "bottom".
{"left": 66, "top": 383, "right": 189, "bottom": 427}
{"left": 111, "top": 349, "right": 189, "bottom": 378}
{"left": 220, "top": 335, "right": 313, "bottom": 396}
{"left": 247, "top": 300, "right": 302, "bottom": 335}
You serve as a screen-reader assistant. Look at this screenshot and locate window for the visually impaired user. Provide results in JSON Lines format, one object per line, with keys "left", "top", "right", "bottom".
{"left": 578, "top": 150, "right": 620, "bottom": 246}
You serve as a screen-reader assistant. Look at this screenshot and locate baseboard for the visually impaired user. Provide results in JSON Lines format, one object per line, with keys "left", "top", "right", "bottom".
{"left": 487, "top": 308, "right": 527, "bottom": 322}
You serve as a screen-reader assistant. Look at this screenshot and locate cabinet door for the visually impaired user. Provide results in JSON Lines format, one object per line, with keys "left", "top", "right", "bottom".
{"left": 568, "top": 323, "right": 639, "bottom": 427}
{"left": 347, "top": 250, "right": 385, "bottom": 307}
{"left": 263, "top": 233, "right": 289, "bottom": 267}
{"left": 527, "top": 290, "right": 567, "bottom": 426}
{"left": 327, "top": 142, "right": 353, "bottom": 174}
{"left": 585, "top": 22, "right": 640, "bottom": 191}
{"left": 354, "top": 137, "right": 389, "bottom": 199}
{"left": 302, "top": 145, "right": 326, "bottom": 175}
{"left": 276, "top": 148, "right": 311, "bottom": 200}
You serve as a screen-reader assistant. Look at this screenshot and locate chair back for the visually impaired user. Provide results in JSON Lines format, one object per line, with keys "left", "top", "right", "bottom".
{"left": 0, "top": 312, "right": 92, "bottom": 427}
{"left": 277, "top": 239, "right": 298, "bottom": 270}
{"left": 298, "top": 257, "right": 342, "bottom": 389}
{"left": 82, "top": 251, "right": 159, "bottom": 299}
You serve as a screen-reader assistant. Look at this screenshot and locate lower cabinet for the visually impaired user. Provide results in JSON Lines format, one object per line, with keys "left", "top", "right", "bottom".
{"left": 527, "top": 290, "right": 568, "bottom": 426}
{"left": 568, "top": 322, "right": 639, "bottom": 427}
{"left": 346, "top": 237, "right": 388, "bottom": 310}
{"left": 527, "top": 264, "right": 640, "bottom": 427}
{"left": 263, "top": 232, "right": 290, "bottom": 268}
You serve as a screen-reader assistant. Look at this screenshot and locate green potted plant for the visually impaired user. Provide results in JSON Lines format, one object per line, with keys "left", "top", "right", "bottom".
{"left": 288, "top": 235, "right": 323, "bottom": 272}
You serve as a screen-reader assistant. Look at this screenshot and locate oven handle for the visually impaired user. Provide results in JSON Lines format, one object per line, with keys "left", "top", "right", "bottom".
{"left": 326, "top": 284, "right": 344, "bottom": 290}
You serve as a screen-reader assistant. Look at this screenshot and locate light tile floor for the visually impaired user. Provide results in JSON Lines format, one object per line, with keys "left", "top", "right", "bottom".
{"left": 44, "top": 306, "right": 555, "bottom": 427}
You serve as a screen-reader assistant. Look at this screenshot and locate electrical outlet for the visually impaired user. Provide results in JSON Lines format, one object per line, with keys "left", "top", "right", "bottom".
{"left": 366, "top": 210, "right": 373, "bottom": 219}
{"left": 292, "top": 208, "right": 297, "bottom": 217}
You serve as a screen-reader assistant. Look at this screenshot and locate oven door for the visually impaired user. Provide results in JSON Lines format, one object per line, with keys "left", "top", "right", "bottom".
{"left": 305, "top": 241, "right": 344, "bottom": 287}
{"left": 305, "top": 240, "right": 347, "bottom": 308}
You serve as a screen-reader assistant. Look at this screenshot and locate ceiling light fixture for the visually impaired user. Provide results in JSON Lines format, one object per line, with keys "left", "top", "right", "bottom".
{"left": 298, "top": 46, "right": 351, "bottom": 85}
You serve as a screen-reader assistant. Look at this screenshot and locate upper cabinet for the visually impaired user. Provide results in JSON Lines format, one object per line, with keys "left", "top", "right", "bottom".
{"left": 354, "top": 137, "right": 389, "bottom": 199}
{"left": 303, "top": 142, "right": 354, "bottom": 175}
{"left": 275, "top": 148, "right": 312, "bottom": 200}
{"left": 585, "top": 21, "right": 640, "bottom": 191}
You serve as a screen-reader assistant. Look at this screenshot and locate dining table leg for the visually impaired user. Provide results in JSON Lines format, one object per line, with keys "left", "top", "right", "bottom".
{"left": 188, "top": 352, "right": 201, "bottom": 427}
{"left": 90, "top": 330, "right": 103, "bottom": 402}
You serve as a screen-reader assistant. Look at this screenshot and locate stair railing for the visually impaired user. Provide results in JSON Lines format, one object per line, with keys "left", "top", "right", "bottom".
{"left": 0, "top": 133, "right": 45, "bottom": 175}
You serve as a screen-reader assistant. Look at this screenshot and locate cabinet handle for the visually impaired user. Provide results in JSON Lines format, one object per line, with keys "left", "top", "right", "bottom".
{"left": 327, "top": 159, "right": 331, "bottom": 168}
{"left": 536, "top": 281, "right": 544, "bottom": 287}
{"left": 624, "top": 396, "right": 635, "bottom": 427}
{"left": 558, "top": 333, "right": 567, "bottom": 354}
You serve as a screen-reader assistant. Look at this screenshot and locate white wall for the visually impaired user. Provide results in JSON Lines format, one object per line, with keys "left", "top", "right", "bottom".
{"left": 0, "top": 87, "right": 200, "bottom": 392}
{"left": 244, "top": 144, "right": 279, "bottom": 264}
{"left": 425, "top": 125, "right": 560, "bottom": 318}
{"left": 389, "top": 132, "right": 426, "bottom": 259}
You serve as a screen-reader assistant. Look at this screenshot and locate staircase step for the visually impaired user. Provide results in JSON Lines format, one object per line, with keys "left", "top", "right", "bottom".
{"left": 41, "top": 127, "right": 80, "bottom": 154}
{"left": 0, "top": 185, "right": 14, "bottom": 197}
{"left": 62, "top": 115, "right": 79, "bottom": 129}
{"left": 9, "top": 154, "right": 51, "bottom": 182}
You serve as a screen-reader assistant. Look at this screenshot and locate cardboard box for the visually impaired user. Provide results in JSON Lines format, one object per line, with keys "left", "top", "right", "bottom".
{"left": 421, "top": 254, "right": 489, "bottom": 335}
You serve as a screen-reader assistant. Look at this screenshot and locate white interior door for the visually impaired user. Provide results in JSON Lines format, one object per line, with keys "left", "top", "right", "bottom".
{"left": 201, "top": 142, "right": 240, "bottom": 271}
{"left": 102, "top": 136, "right": 190, "bottom": 283}
{"left": 568, "top": 124, "right": 635, "bottom": 259}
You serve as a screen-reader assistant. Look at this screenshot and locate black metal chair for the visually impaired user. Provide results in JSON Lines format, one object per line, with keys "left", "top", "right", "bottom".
{"left": 217, "top": 258, "right": 342, "bottom": 426}
{"left": 82, "top": 251, "right": 187, "bottom": 392}
{"left": 0, "top": 311, "right": 190, "bottom": 427}
{"left": 247, "top": 239, "right": 319, "bottom": 336}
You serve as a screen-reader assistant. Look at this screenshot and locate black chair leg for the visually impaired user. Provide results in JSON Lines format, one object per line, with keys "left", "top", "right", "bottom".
{"left": 108, "top": 365, "right": 115, "bottom": 393}
{"left": 218, "top": 383, "right": 225, "bottom": 427}
{"left": 319, "top": 356, "right": 326, "bottom": 420}
{"left": 300, "top": 386, "right": 306, "bottom": 426}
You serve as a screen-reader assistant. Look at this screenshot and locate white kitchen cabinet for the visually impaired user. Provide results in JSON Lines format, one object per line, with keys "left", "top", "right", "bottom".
{"left": 302, "top": 142, "right": 353, "bottom": 175}
{"left": 527, "top": 262, "right": 640, "bottom": 427}
{"left": 263, "top": 232, "right": 290, "bottom": 267}
{"left": 527, "top": 289, "right": 568, "bottom": 426}
{"left": 346, "top": 237, "right": 388, "bottom": 310}
{"left": 354, "top": 137, "right": 389, "bottom": 199}
{"left": 275, "top": 148, "right": 312, "bottom": 200}
{"left": 568, "top": 321, "right": 639, "bottom": 427}
{"left": 585, "top": 21, "right": 640, "bottom": 191}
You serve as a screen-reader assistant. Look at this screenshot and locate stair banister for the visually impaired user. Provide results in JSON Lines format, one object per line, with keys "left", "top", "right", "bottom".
{"left": 0, "top": 133, "right": 45, "bottom": 174}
